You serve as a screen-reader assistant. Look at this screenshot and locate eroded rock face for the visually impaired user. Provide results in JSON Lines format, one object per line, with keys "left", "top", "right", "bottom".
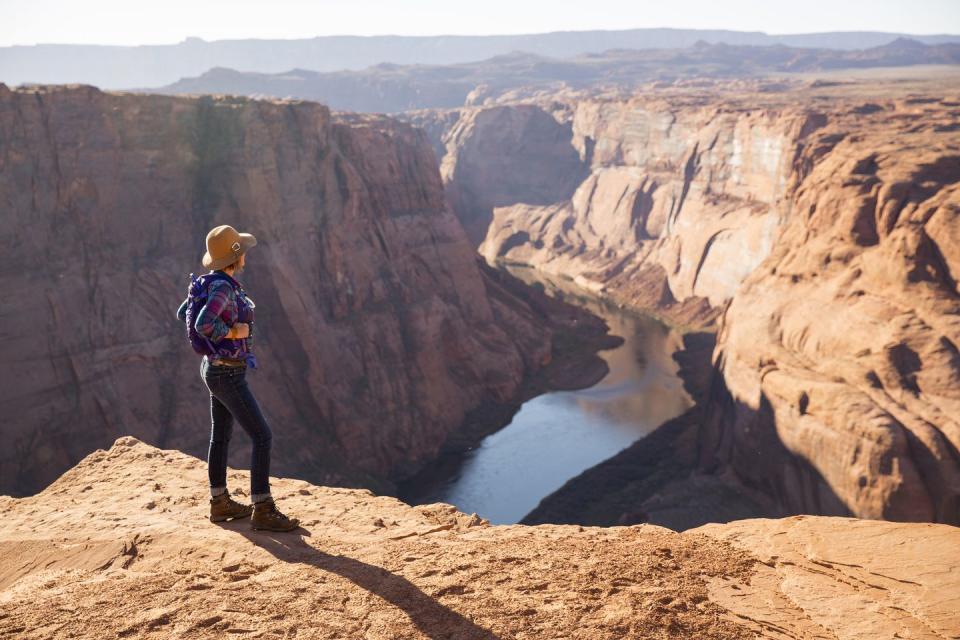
{"left": 435, "top": 104, "right": 588, "bottom": 244}
{"left": 411, "top": 93, "right": 822, "bottom": 327}
{"left": 2, "top": 437, "right": 956, "bottom": 639}
{"left": 712, "top": 97, "right": 960, "bottom": 523}
{"left": 0, "top": 84, "right": 556, "bottom": 497}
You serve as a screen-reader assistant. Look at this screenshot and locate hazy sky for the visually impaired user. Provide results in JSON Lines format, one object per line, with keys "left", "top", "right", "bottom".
{"left": 2, "top": 0, "right": 959, "bottom": 46}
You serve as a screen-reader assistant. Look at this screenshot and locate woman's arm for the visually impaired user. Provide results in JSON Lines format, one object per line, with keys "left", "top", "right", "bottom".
{"left": 176, "top": 298, "right": 188, "bottom": 323}
{"left": 194, "top": 280, "right": 239, "bottom": 343}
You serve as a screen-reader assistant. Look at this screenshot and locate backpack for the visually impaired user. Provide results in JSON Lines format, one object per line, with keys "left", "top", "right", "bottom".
{"left": 183, "top": 272, "right": 241, "bottom": 357}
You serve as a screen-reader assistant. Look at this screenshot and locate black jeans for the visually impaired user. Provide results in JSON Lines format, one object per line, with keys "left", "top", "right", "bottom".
{"left": 201, "top": 356, "right": 272, "bottom": 500}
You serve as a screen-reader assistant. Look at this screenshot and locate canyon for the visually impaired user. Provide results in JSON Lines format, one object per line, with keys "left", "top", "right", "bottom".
{"left": 2, "top": 437, "right": 957, "bottom": 639}
{"left": 0, "top": 83, "right": 611, "bottom": 498}
{"left": 2, "top": 67, "right": 957, "bottom": 532}
{"left": 1, "top": 74, "right": 957, "bottom": 528}
{"left": 400, "top": 266, "right": 695, "bottom": 524}
{"left": 0, "top": 60, "right": 959, "bottom": 638}
{"left": 404, "top": 76, "right": 960, "bottom": 526}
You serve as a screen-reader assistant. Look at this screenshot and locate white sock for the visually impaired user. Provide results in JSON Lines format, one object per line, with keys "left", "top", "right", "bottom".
{"left": 211, "top": 486, "right": 228, "bottom": 497}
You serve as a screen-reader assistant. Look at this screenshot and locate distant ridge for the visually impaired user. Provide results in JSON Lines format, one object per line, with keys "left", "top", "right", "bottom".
{"left": 2, "top": 28, "right": 960, "bottom": 88}
{"left": 156, "top": 40, "right": 960, "bottom": 113}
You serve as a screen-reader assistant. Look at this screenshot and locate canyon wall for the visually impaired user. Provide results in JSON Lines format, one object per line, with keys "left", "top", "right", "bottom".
{"left": 406, "top": 91, "right": 823, "bottom": 327}
{"left": 412, "top": 83, "right": 960, "bottom": 524}
{"left": 712, "top": 96, "right": 960, "bottom": 523}
{"left": 0, "top": 84, "right": 563, "bottom": 497}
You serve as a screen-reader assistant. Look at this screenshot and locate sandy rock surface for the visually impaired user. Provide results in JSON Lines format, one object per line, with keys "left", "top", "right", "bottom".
{"left": 699, "top": 517, "right": 960, "bottom": 639}
{"left": 1, "top": 437, "right": 957, "bottom": 639}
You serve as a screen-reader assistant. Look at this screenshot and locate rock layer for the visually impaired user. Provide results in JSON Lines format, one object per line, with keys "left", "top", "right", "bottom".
{"left": 2, "top": 437, "right": 957, "bottom": 639}
{"left": 0, "top": 84, "right": 573, "bottom": 497}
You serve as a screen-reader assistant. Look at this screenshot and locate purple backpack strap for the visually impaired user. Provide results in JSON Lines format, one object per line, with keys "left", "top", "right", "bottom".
{"left": 189, "top": 272, "right": 229, "bottom": 356}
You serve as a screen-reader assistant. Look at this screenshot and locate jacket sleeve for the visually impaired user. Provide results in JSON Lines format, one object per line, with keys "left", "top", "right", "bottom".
{"left": 194, "top": 281, "right": 237, "bottom": 343}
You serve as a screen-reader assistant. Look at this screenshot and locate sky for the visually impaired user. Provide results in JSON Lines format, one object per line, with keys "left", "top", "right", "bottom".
{"left": 2, "top": 0, "right": 959, "bottom": 46}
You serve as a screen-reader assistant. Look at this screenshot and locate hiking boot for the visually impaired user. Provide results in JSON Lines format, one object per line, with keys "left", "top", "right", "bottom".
{"left": 209, "top": 493, "right": 253, "bottom": 522}
{"left": 251, "top": 498, "right": 300, "bottom": 532}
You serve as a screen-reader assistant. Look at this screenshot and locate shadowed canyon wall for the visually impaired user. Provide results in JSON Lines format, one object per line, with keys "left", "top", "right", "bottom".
{"left": 0, "top": 84, "right": 571, "bottom": 497}
{"left": 410, "top": 85, "right": 960, "bottom": 524}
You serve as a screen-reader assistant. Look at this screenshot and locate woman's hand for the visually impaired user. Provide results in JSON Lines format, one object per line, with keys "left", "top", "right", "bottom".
{"left": 229, "top": 323, "right": 251, "bottom": 339}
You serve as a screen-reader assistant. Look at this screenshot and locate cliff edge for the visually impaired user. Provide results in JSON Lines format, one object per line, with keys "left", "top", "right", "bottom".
{"left": 1, "top": 437, "right": 957, "bottom": 639}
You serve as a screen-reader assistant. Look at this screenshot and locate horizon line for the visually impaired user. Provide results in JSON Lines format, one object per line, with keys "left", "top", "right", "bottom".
{"left": 4, "top": 26, "right": 960, "bottom": 49}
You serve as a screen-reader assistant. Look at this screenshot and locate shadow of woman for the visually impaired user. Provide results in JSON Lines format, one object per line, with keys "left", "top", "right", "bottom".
{"left": 216, "top": 521, "right": 499, "bottom": 640}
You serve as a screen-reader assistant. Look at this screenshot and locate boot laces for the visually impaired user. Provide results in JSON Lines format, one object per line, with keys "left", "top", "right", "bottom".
{"left": 263, "top": 500, "right": 292, "bottom": 522}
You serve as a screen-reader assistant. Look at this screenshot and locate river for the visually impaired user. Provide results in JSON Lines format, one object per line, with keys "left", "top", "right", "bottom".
{"left": 401, "top": 265, "right": 693, "bottom": 524}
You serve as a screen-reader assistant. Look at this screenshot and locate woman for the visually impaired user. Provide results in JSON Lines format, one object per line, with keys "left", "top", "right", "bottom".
{"left": 177, "top": 224, "right": 299, "bottom": 532}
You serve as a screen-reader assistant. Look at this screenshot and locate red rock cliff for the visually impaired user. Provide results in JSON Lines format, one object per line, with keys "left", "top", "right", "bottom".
{"left": 712, "top": 95, "right": 960, "bottom": 523}
{"left": 406, "top": 89, "right": 826, "bottom": 327}
{"left": 0, "top": 84, "right": 556, "bottom": 496}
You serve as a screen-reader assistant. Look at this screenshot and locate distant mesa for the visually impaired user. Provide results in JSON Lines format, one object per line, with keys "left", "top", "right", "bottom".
{"left": 152, "top": 39, "right": 960, "bottom": 114}
{"left": 2, "top": 27, "right": 959, "bottom": 88}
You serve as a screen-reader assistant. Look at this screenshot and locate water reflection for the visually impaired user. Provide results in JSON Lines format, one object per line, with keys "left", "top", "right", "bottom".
{"left": 406, "top": 266, "right": 693, "bottom": 524}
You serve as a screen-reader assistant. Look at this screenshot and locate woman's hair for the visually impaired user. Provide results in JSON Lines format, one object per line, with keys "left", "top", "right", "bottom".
{"left": 224, "top": 253, "right": 244, "bottom": 272}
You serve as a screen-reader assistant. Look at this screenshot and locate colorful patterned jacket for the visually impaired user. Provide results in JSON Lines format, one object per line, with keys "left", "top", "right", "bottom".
{"left": 176, "top": 271, "right": 255, "bottom": 362}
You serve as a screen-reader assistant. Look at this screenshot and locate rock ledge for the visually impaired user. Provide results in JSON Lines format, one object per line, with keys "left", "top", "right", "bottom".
{"left": 1, "top": 437, "right": 957, "bottom": 638}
